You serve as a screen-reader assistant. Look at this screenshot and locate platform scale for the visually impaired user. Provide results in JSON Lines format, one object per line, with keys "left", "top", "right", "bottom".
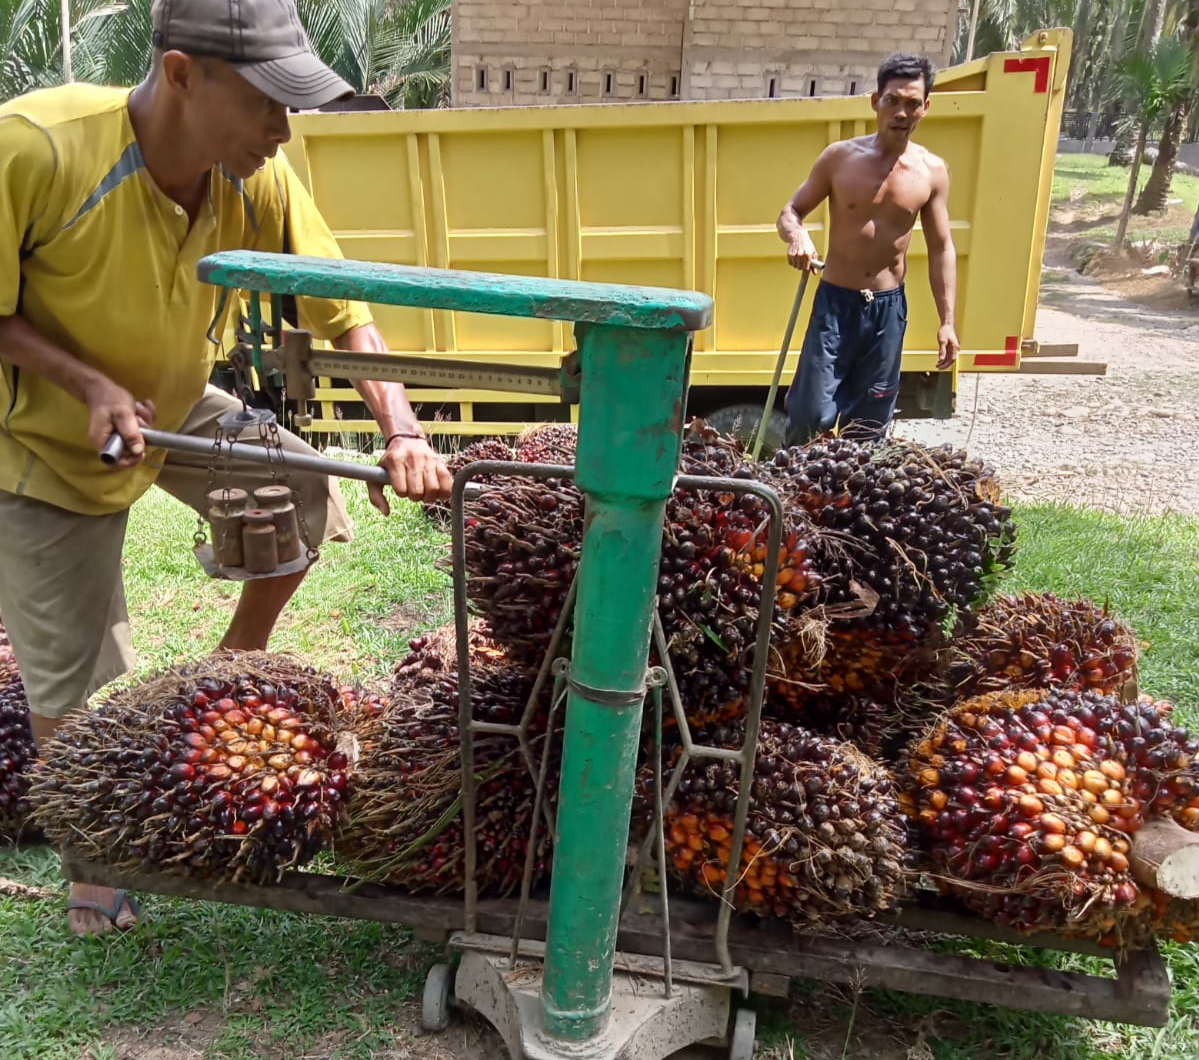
{"left": 92, "top": 251, "right": 1172, "bottom": 1056}
{"left": 102, "top": 250, "right": 775, "bottom": 1059}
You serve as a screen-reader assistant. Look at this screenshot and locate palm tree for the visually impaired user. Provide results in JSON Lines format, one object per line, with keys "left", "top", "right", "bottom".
{"left": 1109, "top": 0, "right": 1170, "bottom": 162}
{"left": 1132, "top": 0, "right": 1198, "bottom": 212}
{"left": 295, "top": 0, "right": 450, "bottom": 109}
{"left": 1, "top": 0, "right": 451, "bottom": 109}
{"left": 953, "top": 0, "right": 1081, "bottom": 61}
{"left": 1111, "top": 36, "right": 1192, "bottom": 246}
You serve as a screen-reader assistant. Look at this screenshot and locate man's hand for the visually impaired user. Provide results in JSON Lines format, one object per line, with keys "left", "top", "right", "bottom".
{"left": 85, "top": 376, "right": 157, "bottom": 469}
{"left": 370, "top": 435, "right": 453, "bottom": 515}
{"left": 936, "top": 324, "right": 961, "bottom": 371}
{"left": 786, "top": 230, "right": 821, "bottom": 273}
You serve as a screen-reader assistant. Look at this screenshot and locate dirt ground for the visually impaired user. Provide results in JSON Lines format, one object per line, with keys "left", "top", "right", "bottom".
{"left": 85, "top": 224, "right": 1199, "bottom": 1060}
{"left": 902, "top": 228, "right": 1199, "bottom": 517}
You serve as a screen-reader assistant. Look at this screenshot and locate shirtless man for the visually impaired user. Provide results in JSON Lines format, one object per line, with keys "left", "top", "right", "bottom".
{"left": 776, "top": 53, "right": 960, "bottom": 444}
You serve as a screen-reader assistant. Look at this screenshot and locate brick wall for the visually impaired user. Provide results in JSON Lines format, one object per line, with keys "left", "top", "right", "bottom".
{"left": 452, "top": 0, "right": 960, "bottom": 106}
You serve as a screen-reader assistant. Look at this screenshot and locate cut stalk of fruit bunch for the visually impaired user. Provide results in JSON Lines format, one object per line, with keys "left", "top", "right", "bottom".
{"left": 30, "top": 651, "right": 349, "bottom": 885}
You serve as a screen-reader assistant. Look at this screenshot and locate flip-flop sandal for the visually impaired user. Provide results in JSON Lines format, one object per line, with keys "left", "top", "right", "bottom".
{"left": 65, "top": 888, "right": 145, "bottom": 931}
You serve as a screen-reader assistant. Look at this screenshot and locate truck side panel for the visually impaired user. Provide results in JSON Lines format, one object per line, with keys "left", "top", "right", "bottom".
{"left": 256, "top": 30, "right": 1071, "bottom": 437}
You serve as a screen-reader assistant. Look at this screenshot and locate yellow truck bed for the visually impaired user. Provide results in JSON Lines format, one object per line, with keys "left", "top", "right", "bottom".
{"left": 229, "top": 29, "right": 1072, "bottom": 440}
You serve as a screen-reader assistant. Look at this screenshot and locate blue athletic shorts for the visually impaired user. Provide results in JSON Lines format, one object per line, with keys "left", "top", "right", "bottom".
{"left": 784, "top": 281, "right": 908, "bottom": 445}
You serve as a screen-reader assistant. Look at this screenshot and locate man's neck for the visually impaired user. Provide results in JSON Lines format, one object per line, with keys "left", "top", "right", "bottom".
{"left": 127, "top": 80, "right": 210, "bottom": 209}
{"left": 873, "top": 131, "right": 911, "bottom": 160}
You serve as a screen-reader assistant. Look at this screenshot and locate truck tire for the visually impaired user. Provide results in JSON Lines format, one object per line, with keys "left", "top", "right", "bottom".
{"left": 704, "top": 404, "right": 788, "bottom": 459}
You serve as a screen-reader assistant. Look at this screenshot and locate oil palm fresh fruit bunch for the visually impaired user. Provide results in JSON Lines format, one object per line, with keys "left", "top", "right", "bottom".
{"left": 457, "top": 420, "right": 826, "bottom": 724}
{"left": 901, "top": 688, "right": 1199, "bottom": 942}
{"left": 0, "top": 644, "right": 37, "bottom": 840}
{"left": 392, "top": 619, "right": 510, "bottom": 691}
{"left": 30, "top": 652, "right": 350, "bottom": 884}
{"left": 762, "top": 436, "right": 1016, "bottom": 631}
{"left": 643, "top": 718, "right": 910, "bottom": 925}
{"left": 775, "top": 692, "right": 904, "bottom": 762}
{"left": 936, "top": 592, "right": 1139, "bottom": 704}
{"left": 336, "top": 664, "right": 557, "bottom": 896}
{"left": 515, "top": 423, "right": 578, "bottom": 464}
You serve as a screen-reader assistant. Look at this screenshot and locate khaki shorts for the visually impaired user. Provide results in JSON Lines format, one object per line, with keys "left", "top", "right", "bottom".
{"left": 0, "top": 386, "right": 354, "bottom": 720}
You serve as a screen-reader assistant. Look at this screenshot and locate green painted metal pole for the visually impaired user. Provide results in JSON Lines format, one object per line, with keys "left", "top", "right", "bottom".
{"left": 540, "top": 322, "right": 691, "bottom": 1041}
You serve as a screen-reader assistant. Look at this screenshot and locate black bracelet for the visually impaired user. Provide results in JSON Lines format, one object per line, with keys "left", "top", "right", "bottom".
{"left": 385, "top": 431, "right": 427, "bottom": 446}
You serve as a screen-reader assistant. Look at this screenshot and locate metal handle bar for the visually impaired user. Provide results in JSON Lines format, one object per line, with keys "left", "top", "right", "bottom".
{"left": 100, "top": 428, "right": 392, "bottom": 486}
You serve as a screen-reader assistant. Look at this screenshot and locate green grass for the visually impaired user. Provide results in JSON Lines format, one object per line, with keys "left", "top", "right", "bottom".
{"left": 116, "top": 477, "right": 453, "bottom": 687}
{"left": 2, "top": 491, "right": 1198, "bottom": 1058}
{"left": 1052, "top": 152, "right": 1199, "bottom": 214}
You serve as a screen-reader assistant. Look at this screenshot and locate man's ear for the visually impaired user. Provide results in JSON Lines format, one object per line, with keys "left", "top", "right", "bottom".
{"left": 160, "top": 50, "right": 200, "bottom": 94}
{"left": 870, "top": 91, "right": 880, "bottom": 112}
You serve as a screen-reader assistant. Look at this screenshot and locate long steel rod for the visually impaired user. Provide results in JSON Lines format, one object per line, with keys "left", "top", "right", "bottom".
{"left": 101, "top": 428, "right": 392, "bottom": 486}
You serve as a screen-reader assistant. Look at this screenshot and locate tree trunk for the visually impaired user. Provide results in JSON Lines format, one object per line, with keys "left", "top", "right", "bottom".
{"left": 1114, "top": 121, "right": 1150, "bottom": 248}
{"left": 1109, "top": 0, "right": 1168, "bottom": 165}
{"left": 1134, "top": 98, "right": 1192, "bottom": 214}
{"left": 1068, "top": 0, "right": 1096, "bottom": 110}
{"left": 1085, "top": 0, "right": 1127, "bottom": 152}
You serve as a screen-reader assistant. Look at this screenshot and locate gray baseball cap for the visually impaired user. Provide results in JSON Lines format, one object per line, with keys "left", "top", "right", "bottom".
{"left": 151, "top": 0, "right": 355, "bottom": 110}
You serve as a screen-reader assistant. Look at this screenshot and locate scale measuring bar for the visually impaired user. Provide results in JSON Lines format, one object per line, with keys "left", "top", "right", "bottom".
{"left": 300, "top": 351, "right": 567, "bottom": 398}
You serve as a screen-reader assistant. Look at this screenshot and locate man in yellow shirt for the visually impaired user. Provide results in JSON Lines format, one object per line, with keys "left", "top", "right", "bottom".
{"left": 0, "top": 0, "right": 452, "bottom": 934}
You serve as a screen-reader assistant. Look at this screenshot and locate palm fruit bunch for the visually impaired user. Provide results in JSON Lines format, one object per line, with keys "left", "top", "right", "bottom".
{"left": 646, "top": 719, "right": 910, "bottom": 925}
{"left": 458, "top": 420, "right": 827, "bottom": 725}
{"left": 392, "top": 619, "right": 509, "bottom": 690}
{"left": 654, "top": 426, "right": 824, "bottom": 724}
{"left": 30, "top": 652, "right": 350, "bottom": 885}
{"left": 936, "top": 592, "right": 1140, "bottom": 704}
{"left": 0, "top": 640, "right": 38, "bottom": 840}
{"left": 336, "top": 664, "right": 557, "bottom": 896}
{"left": 763, "top": 437, "right": 1016, "bottom": 628}
{"left": 514, "top": 423, "right": 578, "bottom": 464}
{"left": 459, "top": 471, "right": 583, "bottom": 655}
{"left": 778, "top": 693, "right": 903, "bottom": 761}
{"left": 901, "top": 688, "right": 1199, "bottom": 942}
{"left": 760, "top": 436, "right": 1015, "bottom": 707}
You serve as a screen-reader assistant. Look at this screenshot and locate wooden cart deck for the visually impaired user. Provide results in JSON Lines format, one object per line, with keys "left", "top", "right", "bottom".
{"left": 62, "top": 853, "right": 1171, "bottom": 1028}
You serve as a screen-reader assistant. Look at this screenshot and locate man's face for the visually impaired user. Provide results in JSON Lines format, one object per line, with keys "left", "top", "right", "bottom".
{"left": 872, "top": 77, "right": 930, "bottom": 140}
{"left": 167, "top": 54, "right": 292, "bottom": 179}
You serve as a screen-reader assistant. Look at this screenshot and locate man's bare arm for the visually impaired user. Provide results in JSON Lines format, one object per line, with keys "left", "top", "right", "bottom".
{"left": 333, "top": 322, "right": 452, "bottom": 509}
{"left": 920, "top": 157, "right": 960, "bottom": 370}
{"left": 0, "top": 314, "right": 154, "bottom": 466}
{"left": 777, "top": 145, "right": 838, "bottom": 271}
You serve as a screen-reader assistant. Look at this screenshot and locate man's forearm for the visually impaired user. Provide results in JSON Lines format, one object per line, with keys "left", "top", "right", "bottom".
{"left": 928, "top": 247, "right": 957, "bottom": 327}
{"left": 777, "top": 206, "right": 807, "bottom": 244}
{"left": 0, "top": 314, "right": 106, "bottom": 404}
{"left": 332, "top": 323, "right": 425, "bottom": 440}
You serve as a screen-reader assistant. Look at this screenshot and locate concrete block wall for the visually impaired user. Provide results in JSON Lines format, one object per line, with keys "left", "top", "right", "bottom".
{"left": 452, "top": 0, "right": 960, "bottom": 106}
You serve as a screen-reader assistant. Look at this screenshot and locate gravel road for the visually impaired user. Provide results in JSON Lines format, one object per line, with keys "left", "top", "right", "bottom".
{"left": 902, "top": 258, "right": 1199, "bottom": 516}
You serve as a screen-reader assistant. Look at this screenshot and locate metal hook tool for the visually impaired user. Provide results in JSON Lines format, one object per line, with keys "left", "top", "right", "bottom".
{"left": 750, "top": 257, "right": 824, "bottom": 462}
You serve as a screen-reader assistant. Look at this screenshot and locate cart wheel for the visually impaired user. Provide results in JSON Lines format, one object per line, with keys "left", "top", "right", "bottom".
{"left": 729, "top": 1007, "right": 756, "bottom": 1060}
{"left": 421, "top": 963, "right": 455, "bottom": 1032}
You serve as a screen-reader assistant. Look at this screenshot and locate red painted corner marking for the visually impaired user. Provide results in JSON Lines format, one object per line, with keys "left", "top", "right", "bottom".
{"left": 973, "top": 336, "right": 1020, "bottom": 368}
{"left": 1003, "top": 56, "right": 1051, "bottom": 93}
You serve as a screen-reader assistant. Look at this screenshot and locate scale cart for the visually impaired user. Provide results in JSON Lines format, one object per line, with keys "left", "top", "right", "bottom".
{"left": 74, "top": 250, "right": 1173, "bottom": 1059}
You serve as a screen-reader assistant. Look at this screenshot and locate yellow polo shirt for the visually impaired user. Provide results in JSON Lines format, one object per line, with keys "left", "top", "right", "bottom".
{"left": 0, "top": 83, "right": 373, "bottom": 515}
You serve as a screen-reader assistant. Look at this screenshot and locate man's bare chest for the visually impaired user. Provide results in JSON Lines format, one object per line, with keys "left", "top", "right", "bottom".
{"left": 830, "top": 166, "right": 930, "bottom": 226}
